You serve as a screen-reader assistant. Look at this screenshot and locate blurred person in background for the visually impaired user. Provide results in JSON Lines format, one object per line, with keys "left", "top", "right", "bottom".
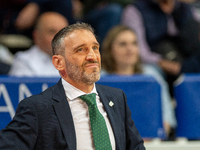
{"left": 8, "top": 12, "right": 69, "bottom": 77}
{"left": 77, "top": 0, "right": 133, "bottom": 46}
{"left": 122, "top": 0, "right": 200, "bottom": 95}
{"left": 101, "top": 25, "right": 177, "bottom": 139}
{"left": 0, "top": 0, "right": 74, "bottom": 39}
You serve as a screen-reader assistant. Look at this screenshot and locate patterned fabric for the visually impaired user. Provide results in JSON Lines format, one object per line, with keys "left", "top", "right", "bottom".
{"left": 79, "top": 93, "right": 112, "bottom": 150}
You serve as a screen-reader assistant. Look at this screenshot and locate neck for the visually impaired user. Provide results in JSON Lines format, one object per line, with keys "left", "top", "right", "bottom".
{"left": 63, "top": 77, "right": 95, "bottom": 93}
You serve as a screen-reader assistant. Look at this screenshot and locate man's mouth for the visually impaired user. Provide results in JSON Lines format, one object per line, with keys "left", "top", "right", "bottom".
{"left": 83, "top": 61, "right": 100, "bottom": 68}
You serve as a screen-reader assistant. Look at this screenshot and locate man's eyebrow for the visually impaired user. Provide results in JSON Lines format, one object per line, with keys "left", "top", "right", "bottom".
{"left": 73, "top": 42, "right": 100, "bottom": 50}
{"left": 93, "top": 42, "right": 100, "bottom": 46}
{"left": 73, "top": 44, "right": 86, "bottom": 50}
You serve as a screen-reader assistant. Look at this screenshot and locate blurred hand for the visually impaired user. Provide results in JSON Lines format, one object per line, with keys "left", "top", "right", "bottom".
{"left": 72, "top": 0, "right": 84, "bottom": 19}
{"left": 15, "top": 2, "right": 39, "bottom": 31}
{"left": 159, "top": 59, "right": 181, "bottom": 75}
{"left": 157, "top": 0, "right": 175, "bottom": 14}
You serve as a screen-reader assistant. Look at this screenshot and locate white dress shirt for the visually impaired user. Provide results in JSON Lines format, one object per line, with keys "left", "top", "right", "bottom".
{"left": 61, "top": 78, "right": 116, "bottom": 150}
{"left": 9, "top": 45, "right": 60, "bottom": 77}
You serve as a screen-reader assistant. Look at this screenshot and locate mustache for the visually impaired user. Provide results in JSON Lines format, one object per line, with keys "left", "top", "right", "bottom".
{"left": 82, "top": 61, "right": 100, "bottom": 66}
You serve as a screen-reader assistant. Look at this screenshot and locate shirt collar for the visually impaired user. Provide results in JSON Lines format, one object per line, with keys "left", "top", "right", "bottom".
{"left": 61, "top": 78, "right": 98, "bottom": 101}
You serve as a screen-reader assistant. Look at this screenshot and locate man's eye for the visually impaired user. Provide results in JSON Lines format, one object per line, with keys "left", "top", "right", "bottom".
{"left": 77, "top": 48, "right": 83, "bottom": 52}
{"left": 93, "top": 46, "right": 99, "bottom": 50}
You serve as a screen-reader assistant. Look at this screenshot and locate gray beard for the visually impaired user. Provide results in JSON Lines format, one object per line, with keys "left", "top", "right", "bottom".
{"left": 65, "top": 58, "right": 101, "bottom": 85}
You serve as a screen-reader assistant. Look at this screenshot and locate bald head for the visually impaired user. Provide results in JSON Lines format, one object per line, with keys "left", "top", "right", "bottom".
{"left": 35, "top": 12, "right": 68, "bottom": 31}
{"left": 33, "top": 12, "right": 69, "bottom": 56}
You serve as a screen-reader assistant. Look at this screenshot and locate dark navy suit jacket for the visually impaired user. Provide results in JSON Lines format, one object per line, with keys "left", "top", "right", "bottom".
{"left": 0, "top": 79, "right": 145, "bottom": 150}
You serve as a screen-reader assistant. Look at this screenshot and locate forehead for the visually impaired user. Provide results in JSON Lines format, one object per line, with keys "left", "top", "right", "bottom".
{"left": 64, "top": 29, "right": 98, "bottom": 46}
{"left": 68, "top": 29, "right": 95, "bottom": 38}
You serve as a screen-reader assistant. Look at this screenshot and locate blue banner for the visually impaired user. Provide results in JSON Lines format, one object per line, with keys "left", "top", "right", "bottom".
{"left": 0, "top": 75, "right": 164, "bottom": 138}
{"left": 174, "top": 74, "right": 200, "bottom": 139}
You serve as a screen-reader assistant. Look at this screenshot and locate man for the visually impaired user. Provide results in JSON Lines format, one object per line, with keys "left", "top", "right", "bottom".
{"left": 0, "top": 22, "right": 145, "bottom": 150}
{"left": 8, "top": 11, "right": 69, "bottom": 76}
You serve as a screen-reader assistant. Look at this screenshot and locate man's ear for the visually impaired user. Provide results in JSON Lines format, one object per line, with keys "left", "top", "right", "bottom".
{"left": 52, "top": 55, "right": 65, "bottom": 71}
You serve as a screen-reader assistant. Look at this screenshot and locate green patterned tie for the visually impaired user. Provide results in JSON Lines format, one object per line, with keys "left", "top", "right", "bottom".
{"left": 79, "top": 93, "right": 112, "bottom": 150}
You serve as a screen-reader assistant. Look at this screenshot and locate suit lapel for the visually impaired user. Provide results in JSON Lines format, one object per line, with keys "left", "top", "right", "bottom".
{"left": 51, "top": 81, "right": 122, "bottom": 150}
{"left": 96, "top": 84, "right": 121, "bottom": 150}
{"left": 52, "top": 80, "right": 76, "bottom": 150}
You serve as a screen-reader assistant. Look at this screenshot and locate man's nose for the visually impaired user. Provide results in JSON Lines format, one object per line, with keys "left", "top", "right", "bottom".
{"left": 86, "top": 49, "right": 97, "bottom": 60}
